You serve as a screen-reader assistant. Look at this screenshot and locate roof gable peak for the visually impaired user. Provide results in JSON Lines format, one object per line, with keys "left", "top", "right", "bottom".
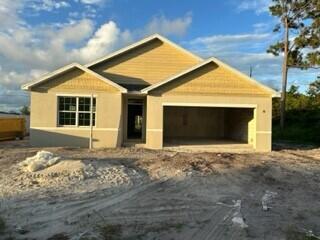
{"left": 21, "top": 63, "right": 127, "bottom": 92}
{"left": 142, "top": 57, "right": 280, "bottom": 97}
{"left": 85, "top": 33, "right": 202, "bottom": 68}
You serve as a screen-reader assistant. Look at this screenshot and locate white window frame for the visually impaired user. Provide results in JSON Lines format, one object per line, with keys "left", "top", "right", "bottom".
{"left": 57, "top": 95, "right": 97, "bottom": 128}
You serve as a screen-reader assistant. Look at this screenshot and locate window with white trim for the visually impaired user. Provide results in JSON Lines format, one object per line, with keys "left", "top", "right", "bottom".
{"left": 58, "top": 96, "right": 96, "bottom": 126}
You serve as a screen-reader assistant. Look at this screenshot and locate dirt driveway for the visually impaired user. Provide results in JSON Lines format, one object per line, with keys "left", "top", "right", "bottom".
{"left": 0, "top": 140, "right": 320, "bottom": 239}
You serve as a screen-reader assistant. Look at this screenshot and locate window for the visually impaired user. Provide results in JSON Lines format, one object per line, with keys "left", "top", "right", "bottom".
{"left": 58, "top": 96, "right": 96, "bottom": 127}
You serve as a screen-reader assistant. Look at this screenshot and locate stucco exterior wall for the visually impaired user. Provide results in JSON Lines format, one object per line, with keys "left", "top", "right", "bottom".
{"left": 29, "top": 69, "right": 123, "bottom": 148}
{"left": 163, "top": 107, "right": 225, "bottom": 139}
{"left": 146, "top": 94, "right": 272, "bottom": 152}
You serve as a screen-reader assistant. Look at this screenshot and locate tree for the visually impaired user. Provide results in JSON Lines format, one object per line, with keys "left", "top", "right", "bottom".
{"left": 307, "top": 76, "right": 320, "bottom": 97}
{"left": 20, "top": 105, "right": 30, "bottom": 115}
{"left": 307, "top": 76, "right": 320, "bottom": 108}
{"left": 267, "top": 0, "right": 320, "bottom": 129}
{"left": 288, "top": 84, "right": 299, "bottom": 96}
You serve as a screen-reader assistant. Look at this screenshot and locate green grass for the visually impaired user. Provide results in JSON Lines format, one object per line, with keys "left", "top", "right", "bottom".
{"left": 273, "top": 109, "right": 320, "bottom": 145}
{"left": 0, "top": 216, "right": 6, "bottom": 234}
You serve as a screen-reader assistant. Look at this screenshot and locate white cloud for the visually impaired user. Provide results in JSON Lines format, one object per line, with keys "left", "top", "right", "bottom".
{"left": 144, "top": 13, "right": 192, "bottom": 37}
{"left": 53, "top": 19, "right": 94, "bottom": 44}
{"left": 0, "top": 0, "right": 194, "bottom": 111}
{"left": 187, "top": 33, "right": 273, "bottom": 56}
{"left": 0, "top": 19, "right": 107, "bottom": 70}
{"left": 77, "top": 0, "right": 108, "bottom": 5}
{"left": 0, "top": 69, "right": 46, "bottom": 90}
{"left": 0, "top": 0, "right": 24, "bottom": 29}
{"left": 237, "top": 0, "right": 270, "bottom": 14}
{"left": 29, "top": 0, "right": 70, "bottom": 11}
{"left": 72, "top": 21, "right": 129, "bottom": 62}
{"left": 189, "top": 33, "right": 270, "bottom": 45}
{"left": 253, "top": 22, "right": 271, "bottom": 33}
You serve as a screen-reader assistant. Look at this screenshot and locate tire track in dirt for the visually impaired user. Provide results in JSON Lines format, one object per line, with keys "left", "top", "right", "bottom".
{"left": 186, "top": 205, "right": 247, "bottom": 240}
{"left": 9, "top": 180, "right": 167, "bottom": 238}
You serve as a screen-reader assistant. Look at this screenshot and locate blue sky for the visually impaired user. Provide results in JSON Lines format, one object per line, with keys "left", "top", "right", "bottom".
{"left": 0, "top": 0, "right": 318, "bottom": 112}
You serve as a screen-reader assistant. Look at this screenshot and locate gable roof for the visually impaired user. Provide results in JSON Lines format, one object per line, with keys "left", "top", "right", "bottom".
{"left": 21, "top": 63, "right": 127, "bottom": 93}
{"left": 85, "top": 33, "right": 203, "bottom": 68}
{"left": 141, "top": 57, "right": 280, "bottom": 97}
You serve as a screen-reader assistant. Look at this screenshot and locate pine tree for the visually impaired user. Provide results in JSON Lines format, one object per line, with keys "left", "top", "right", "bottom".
{"left": 267, "top": 0, "right": 320, "bottom": 129}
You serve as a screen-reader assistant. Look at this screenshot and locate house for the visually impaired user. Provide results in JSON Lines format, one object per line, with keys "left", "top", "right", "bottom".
{"left": 22, "top": 34, "right": 279, "bottom": 152}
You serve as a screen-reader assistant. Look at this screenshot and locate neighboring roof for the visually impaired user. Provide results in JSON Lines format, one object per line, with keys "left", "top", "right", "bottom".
{"left": 85, "top": 33, "right": 203, "bottom": 68}
{"left": 21, "top": 63, "right": 127, "bottom": 93}
{"left": 141, "top": 57, "right": 280, "bottom": 97}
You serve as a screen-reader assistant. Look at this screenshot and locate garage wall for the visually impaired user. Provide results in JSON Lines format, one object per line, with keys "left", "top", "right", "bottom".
{"left": 164, "top": 107, "right": 254, "bottom": 144}
{"left": 164, "top": 107, "right": 225, "bottom": 139}
{"left": 146, "top": 94, "right": 272, "bottom": 152}
{"left": 224, "top": 108, "right": 254, "bottom": 142}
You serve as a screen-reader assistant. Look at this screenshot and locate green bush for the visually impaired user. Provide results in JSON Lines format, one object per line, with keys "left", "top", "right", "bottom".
{"left": 273, "top": 109, "right": 320, "bottom": 145}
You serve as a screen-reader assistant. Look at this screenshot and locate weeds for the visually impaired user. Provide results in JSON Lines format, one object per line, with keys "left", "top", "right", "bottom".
{"left": 285, "top": 226, "right": 320, "bottom": 240}
{"left": 99, "top": 224, "right": 122, "bottom": 240}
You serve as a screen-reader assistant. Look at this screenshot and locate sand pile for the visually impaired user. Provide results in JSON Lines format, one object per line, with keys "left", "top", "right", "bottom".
{"left": 20, "top": 151, "right": 60, "bottom": 172}
{"left": 34, "top": 160, "right": 91, "bottom": 179}
{"left": 20, "top": 159, "right": 142, "bottom": 190}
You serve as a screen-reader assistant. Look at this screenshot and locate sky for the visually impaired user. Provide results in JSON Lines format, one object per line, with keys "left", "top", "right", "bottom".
{"left": 0, "top": 0, "right": 318, "bottom": 112}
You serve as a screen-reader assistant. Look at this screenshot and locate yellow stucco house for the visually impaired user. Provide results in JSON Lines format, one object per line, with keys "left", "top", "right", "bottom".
{"left": 22, "top": 34, "right": 279, "bottom": 152}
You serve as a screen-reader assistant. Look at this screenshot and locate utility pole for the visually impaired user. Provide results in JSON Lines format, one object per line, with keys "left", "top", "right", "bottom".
{"left": 249, "top": 66, "right": 253, "bottom": 77}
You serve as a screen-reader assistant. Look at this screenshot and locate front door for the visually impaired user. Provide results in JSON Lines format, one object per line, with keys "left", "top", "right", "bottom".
{"left": 127, "top": 100, "right": 143, "bottom": 139}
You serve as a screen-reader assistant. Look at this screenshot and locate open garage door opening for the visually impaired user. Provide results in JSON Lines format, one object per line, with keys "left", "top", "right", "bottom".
{"left": 163, "top": 106, "right": 255, "bottom": 150}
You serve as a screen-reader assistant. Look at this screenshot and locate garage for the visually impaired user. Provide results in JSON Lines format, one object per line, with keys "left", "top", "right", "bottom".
{"left": 163, "top": 106, "right": 255, "bottom": 149}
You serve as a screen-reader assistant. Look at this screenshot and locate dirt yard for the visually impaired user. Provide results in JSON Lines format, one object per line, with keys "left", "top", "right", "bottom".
{"left": 0, "top": 140, "right": 320, "bottom": 240}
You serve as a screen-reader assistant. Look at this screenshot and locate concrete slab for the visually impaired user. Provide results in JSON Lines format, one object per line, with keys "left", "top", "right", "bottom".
{"left": 163, "top": 138, "right": 254, "bottom": 153}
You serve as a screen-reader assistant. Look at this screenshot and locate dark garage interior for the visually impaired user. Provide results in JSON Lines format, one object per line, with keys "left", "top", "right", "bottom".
{"left": 163, "top": 106, "right": 255, "bottom": 147}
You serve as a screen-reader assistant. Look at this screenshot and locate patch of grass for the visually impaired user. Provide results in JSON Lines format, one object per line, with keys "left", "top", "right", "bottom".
{"left": 99, "top": 224, "right": 122, "bottom": 240}
{"left": 173, "top": 223, "right": 184, "bottom": 232}
{"left": 0, "top": 216, "right": 6, "bottom": 233}
{"left": 285, "top": 226, "right": 319, "bottom": 240}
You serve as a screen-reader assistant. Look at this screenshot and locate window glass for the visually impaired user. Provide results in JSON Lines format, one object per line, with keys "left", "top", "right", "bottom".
{"left": 79, "top": 97, "right": 91, "bottom": 111}
{"left": 58, "top": 97, "right": 77, "bottom": 126}
{"left": 78, "top": 113, "right": 91, "bottom": 126}
{"left": 58, "top": 96, "right": 96, "bottom": 127}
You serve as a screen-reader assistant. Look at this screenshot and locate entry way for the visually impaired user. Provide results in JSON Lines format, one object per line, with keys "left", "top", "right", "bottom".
{"left": 127, "top": 100, "right": 143, "bottom": 139}
{"left": 163, "top": 106, "right": 255, "bottom": 147}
